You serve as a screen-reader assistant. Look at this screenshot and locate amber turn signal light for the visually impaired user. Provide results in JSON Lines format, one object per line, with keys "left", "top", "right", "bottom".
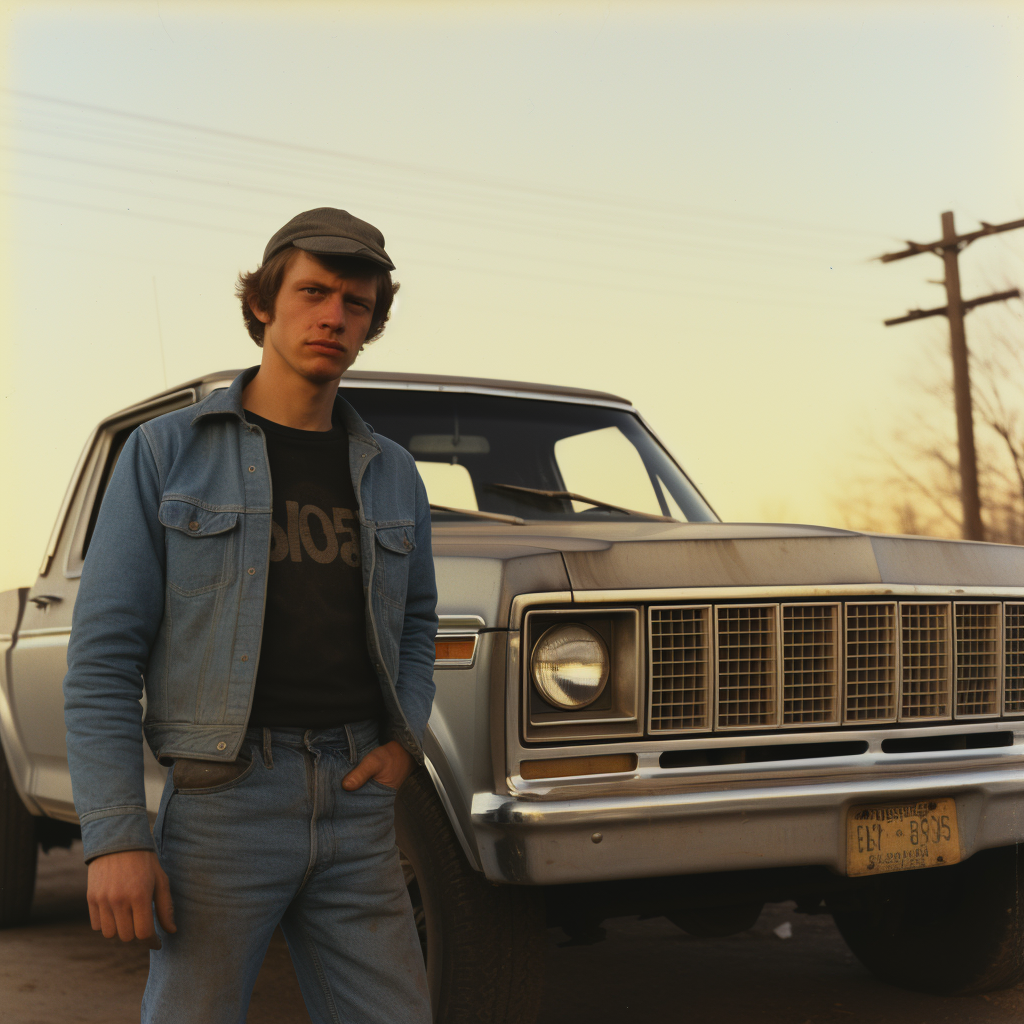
{"left": 434, "top": 639, "right": 476, "bottom": 662}
{"left": 519, "top": 753, "right": 638, "bottom": 780}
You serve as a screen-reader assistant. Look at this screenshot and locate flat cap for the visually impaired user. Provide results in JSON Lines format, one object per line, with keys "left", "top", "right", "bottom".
{"left": 263, "top": 207, "right": 395, "bottom": 270}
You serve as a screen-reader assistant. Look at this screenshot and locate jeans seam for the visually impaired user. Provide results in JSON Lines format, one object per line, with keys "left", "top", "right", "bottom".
{"left": 300, "top": 931, "right": 343, "bottom": 1024}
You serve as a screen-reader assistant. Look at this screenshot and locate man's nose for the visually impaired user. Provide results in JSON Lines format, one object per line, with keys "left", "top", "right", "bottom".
{"left": 319, "top": 294, "right": 345, "bottom": 332}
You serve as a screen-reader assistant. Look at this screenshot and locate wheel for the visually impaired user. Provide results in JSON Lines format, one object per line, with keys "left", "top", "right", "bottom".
{"left": 833, "top": 844, "right": 1024, "bottom": 995}
{"left": 0, "top": 745, "right": 37, "bottom": 927}
{"left": 395, "top": 768, "right": 546, "bottom": 1024}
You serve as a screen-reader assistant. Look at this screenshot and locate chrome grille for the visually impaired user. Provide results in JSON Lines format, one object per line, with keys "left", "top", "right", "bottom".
{"left": 646, "top": 598, "right": 1024, "bottom": 735}
{"left": 955, "top": 603, "right": 1000, "bottom": 718}
{"left": 648, "top": 606, "right": 711, "bottom": 732}
{"left": 1005, "top": 604, "right": 1024, "bottom": 716}
{"left": 715, "top": 605, "right": 778, "bottom": 729}
{"left": 782, "top": 604, "right": 839, "bottom": 726}
{"left": 845, "top": 603, "right": 898, "bottom": 723}
{"left": 900, "top": 602, "right": 951, "bottom": 720}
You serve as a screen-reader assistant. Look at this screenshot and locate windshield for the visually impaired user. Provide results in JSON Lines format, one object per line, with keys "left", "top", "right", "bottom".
{"left": 341, "top": 387, "right": 717, "bottom": 524}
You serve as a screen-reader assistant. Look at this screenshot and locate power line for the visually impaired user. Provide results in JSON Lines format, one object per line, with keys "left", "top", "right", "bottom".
{"left": 4, "top": 142, "right": 866, "bottom": 268}
{"left": 4, "top": 88, "right": 887, "bottom": 242}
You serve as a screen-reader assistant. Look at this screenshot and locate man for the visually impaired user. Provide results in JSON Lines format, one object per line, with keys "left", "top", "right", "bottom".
{"left": 63, "top": 208, "right": 437, "bottom": 1023}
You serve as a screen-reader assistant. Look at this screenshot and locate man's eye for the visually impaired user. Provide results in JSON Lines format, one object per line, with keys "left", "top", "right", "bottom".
{"left": 304, "top": 287, "right": 321, "bottom": 295}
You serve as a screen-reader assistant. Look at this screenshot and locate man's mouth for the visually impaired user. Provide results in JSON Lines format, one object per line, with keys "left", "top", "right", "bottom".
{"left": 307, "top": 340, "right": 343, "bottom": 353}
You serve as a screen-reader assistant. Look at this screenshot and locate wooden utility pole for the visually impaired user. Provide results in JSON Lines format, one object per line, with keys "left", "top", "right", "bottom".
{"left": 879, "top": 212, "right": 1024, "bottom": 542}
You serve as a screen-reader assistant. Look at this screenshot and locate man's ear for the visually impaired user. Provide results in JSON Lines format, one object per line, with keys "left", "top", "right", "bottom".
{"left": 248, "top": 296, "right": 272, "bottom": 325}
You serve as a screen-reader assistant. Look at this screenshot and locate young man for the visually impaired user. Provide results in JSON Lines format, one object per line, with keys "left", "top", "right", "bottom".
{"left": 63, "top": 208, "right": 437, "bottom": 1023}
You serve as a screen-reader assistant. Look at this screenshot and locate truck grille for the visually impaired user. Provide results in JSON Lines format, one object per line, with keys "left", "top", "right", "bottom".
{"left": 648, "top": 599, "right": 1024, "bottom": 734}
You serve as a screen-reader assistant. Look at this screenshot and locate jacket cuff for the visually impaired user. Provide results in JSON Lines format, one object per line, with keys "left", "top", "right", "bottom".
{"left": 80, "top": 809, "right": 155, "bottom": 863}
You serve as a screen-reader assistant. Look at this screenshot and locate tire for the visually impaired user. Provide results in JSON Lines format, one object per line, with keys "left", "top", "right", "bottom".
{"left": 833, "top": 844, "right": 1024, "bottom": 995}
{"left": 0, "top": 745, "right": 37, "bottom": 927}
{"left": 395, "top": 769, "right": 546, "bottom": 1024}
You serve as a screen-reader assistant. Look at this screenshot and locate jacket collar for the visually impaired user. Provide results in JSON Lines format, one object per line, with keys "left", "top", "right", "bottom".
{"left": 191, "top": 365, "right": 380, "bottom": 450}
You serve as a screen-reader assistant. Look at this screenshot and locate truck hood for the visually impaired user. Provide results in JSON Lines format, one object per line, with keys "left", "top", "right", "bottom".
{"left": 430, "top": 520, "right": 1024, "bottom": 627}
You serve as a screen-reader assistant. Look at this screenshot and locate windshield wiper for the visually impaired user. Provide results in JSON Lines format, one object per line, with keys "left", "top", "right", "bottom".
{"left": 429, "top": 503, "right": 525, "bottom": 526}
{"left": 484, "top": 483, "right": 678, "bottom": 522}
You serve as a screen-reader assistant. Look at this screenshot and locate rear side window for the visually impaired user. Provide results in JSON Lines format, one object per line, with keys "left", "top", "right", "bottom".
{"left": 82, "top": 426, "right": 134, "bottom": 557}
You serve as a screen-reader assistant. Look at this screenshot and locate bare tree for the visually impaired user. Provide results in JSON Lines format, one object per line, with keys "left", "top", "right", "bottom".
{"left": 835, "top": 311, "right": 1024, "bottom": 543}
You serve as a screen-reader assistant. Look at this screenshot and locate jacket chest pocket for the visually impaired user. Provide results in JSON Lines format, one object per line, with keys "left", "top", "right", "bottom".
{"left": 373, "top": 523, "right": 415, "bottom": 608}
{"left": 159, "top": 500, "right": 240, "bottom": 596}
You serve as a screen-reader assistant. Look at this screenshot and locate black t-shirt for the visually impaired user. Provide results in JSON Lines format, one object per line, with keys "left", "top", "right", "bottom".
{"left": 244, "top": 409, "right": 383, "bottom": 727}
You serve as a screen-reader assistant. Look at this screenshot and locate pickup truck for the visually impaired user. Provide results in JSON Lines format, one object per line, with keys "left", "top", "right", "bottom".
{"left": 3, "top": 368, "right": 1024, "bottom": 1023}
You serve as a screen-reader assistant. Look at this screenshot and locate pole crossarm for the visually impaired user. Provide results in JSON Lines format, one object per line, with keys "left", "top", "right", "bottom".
{"left": 877, "top": 216, "right": 1024, "bottom": 263}
{"left": 884, "top": 287, "right": 1021, "bottom": 327}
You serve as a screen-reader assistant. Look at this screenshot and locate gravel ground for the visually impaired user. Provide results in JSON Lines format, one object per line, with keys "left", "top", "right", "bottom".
{"left": 2, "top": 843, "right": 1023, "bottom": 1023}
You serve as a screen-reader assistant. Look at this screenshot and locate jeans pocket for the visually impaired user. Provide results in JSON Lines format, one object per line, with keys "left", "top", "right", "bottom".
{"left": 363, "top": 776, "right": 399, "bottom": 797}
{"left": 173, "top": 748, "right": 256, "bottom": 794}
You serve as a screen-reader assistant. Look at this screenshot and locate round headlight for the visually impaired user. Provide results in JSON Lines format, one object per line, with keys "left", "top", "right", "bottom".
{"left": 531, "top": 623, "right": 609, "bottom": 710}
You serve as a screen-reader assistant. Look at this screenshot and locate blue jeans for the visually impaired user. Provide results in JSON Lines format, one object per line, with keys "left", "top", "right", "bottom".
{"left": 142, "top": 720, "right": 431, "bottom": 1024}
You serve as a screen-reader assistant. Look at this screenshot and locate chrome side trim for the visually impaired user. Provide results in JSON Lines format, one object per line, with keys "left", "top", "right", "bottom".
{"left": 437, "top": 614, "right": 487, "bottom": 633}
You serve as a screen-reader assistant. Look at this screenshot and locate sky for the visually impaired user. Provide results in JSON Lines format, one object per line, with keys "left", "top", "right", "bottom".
{"left": 2, "top": 0, "right": 1023, "bottom": 593}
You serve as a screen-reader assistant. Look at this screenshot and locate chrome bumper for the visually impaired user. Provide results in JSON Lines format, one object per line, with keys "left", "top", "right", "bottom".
{"left": 470, "top": 767, "right": 1024, "bottom": 884}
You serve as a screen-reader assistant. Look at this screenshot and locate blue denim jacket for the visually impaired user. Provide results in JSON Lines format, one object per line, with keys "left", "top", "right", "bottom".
{"left": 63, "top": 367, "right": 438, "bottom": 862}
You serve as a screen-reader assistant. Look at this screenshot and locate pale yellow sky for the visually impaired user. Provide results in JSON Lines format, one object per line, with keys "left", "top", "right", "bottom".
{"left": 2, "top": 0, "right": 1023, "bottom": 592}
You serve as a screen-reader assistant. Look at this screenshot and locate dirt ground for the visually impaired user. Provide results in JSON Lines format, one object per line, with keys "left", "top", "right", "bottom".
{"left": 2, "top": 843, "right": 1023, "bottom": 1023}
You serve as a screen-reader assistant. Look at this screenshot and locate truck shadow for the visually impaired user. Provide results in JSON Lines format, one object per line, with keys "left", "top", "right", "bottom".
{"left": 16, "top": 845, "right": 1024, "bottom": 1024}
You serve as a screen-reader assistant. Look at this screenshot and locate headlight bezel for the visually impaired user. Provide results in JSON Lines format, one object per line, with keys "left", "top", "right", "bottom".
{"left": 522, "top": 606, "right": 642, "bottom": 742}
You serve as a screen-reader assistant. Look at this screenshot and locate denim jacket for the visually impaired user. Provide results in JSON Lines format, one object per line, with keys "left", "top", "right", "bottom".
{"left": 63, "top": 367, "right": 438, "bottom": 862}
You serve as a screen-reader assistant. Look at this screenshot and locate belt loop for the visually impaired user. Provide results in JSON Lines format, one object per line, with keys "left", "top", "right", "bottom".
{"left": 262, "top": 727, "right": 274, "bottom": 769}
{"left": 344, "top": 724, "right": 357, "bottom": 764}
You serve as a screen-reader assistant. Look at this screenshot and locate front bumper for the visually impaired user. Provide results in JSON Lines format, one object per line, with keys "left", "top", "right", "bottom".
{"left": 470, "top": 767, "right": 1024, "bottom": 884}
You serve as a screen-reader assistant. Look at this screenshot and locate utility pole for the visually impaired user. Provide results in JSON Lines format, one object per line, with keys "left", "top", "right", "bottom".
{"left": 879, "top": 212, "right": 1024, "bottom": 542}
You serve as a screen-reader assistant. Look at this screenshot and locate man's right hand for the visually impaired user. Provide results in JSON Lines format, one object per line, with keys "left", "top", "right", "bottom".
{"left": 87, "top": 849, "right": 176, "bottom": 949}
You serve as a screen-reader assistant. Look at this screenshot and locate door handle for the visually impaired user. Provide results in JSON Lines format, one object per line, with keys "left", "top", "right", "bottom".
{"left": 30, "top": 594, "right": 63, "bottom": 609}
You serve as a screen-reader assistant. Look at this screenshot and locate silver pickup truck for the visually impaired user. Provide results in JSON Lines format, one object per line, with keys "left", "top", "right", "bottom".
{"left": 3, "top": 368, "right": 1024, "bottom": 1022}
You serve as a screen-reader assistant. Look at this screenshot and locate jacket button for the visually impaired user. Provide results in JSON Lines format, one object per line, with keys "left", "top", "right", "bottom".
{"left": 241, "top": 654, "right": 249, "bottom": 662}
{"left": 188, "top": 521, "right": 199, "bottom": 531}
{"left": 248, "top": 567, "right": 256, "bottom": 575}
{"left": 403, "top": 538, "right": 411, "bottom": 550}
{"left": 248, "top": 465, "right": 255, "bottom": 473}
{"left": 217, "top": 742, "right": 227, "bottom": 751}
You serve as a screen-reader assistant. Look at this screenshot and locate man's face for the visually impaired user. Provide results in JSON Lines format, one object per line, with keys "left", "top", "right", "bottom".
{"left": 252, "top": 250, "right": 378, "bottom": 385}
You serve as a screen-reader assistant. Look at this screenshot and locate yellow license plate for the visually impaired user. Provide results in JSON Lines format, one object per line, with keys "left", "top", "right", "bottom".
{"left": 846, "top": 798, "right": 961, "bottom": 877}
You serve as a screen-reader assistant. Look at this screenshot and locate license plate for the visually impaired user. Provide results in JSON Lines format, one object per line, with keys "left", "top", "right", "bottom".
{"left": 846, "top": 798, "right": 960, "bottom": 877}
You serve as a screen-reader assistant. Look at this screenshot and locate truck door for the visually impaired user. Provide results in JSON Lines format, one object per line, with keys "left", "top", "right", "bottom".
{"left": 9, "top": 390, "right": 195, "bottom": 821}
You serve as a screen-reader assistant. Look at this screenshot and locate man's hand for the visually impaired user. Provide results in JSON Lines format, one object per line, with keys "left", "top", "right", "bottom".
{"left": 87, "top": 849, "right": 176, "bottom": 950}
{"left": 342, "top": 739, "right": 414, "bottom": 792}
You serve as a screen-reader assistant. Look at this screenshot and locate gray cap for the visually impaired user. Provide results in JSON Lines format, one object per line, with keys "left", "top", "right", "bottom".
{"left": 263, "top": 207, "right": 395, "bottom": 270}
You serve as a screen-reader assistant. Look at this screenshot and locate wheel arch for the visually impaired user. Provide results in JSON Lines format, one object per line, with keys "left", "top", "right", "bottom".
{"left": 0, "top": 588, "right": 42, "bottom": 817}
{"left": 421, "top": 729, "right": 483, "bottom": 874}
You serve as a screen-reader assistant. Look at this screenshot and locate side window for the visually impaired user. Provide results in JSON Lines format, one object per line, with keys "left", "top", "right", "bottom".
{"left": 415, "top": 461, "right": 478, "bottom": 510}
{"left": 59, "top": 389, "right": 197, "bottom": 577}
{"left": 82, "top": 426, "right": 134, "bottom": 557}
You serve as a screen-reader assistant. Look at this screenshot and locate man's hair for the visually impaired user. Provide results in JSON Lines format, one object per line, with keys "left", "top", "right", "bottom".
{"left": 235, "top": 247, "right": 399, "bottom": 347}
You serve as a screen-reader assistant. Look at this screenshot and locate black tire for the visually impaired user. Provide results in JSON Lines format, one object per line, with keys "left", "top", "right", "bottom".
{"left": 395, "top": 769, "right": 546, "bottom": 1024}
{"left": 0, "top": 745, "right": 37, "bottom": 927}
{"left": 833, "top": 844, "right": 1024, "bottom": 995}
